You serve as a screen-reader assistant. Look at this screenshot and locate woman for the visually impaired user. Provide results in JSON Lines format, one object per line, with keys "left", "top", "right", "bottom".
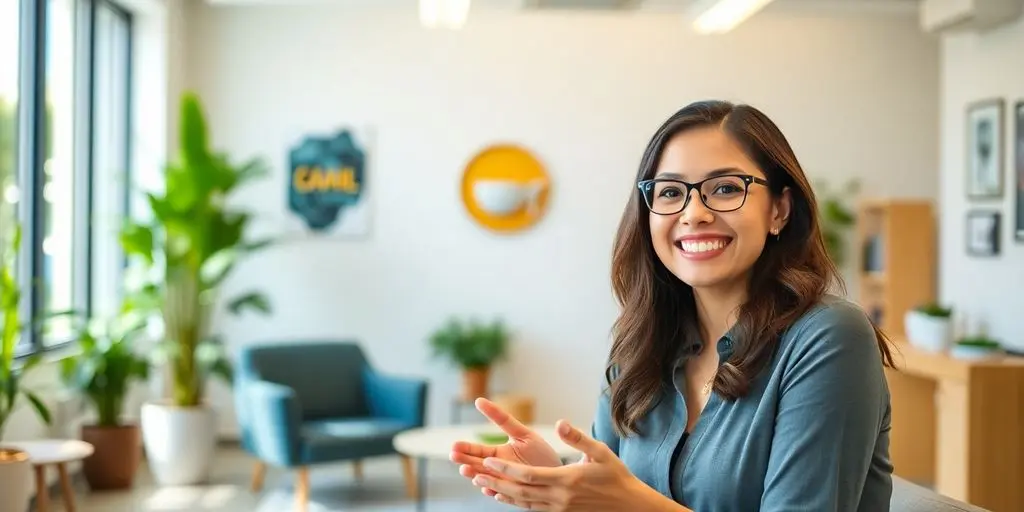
{"left": 450, "top": 100, "right": 896, "bottom": 511}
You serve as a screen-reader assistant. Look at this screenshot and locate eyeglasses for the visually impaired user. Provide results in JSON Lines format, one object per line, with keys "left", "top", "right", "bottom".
{"left": 637, "top": 174, "right": 770, "bottom": 215}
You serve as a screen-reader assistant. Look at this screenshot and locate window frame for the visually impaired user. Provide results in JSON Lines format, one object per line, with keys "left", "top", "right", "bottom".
{"left": 12, "top": 0, "right": 134, "bottom": 357}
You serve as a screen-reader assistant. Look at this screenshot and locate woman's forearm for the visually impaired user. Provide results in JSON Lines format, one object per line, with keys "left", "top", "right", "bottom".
{"left": 627, "top": 477, "right": 694, "bottom": 512}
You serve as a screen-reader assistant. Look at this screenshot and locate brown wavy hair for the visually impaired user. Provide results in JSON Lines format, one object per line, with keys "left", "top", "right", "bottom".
{"left": 606, "top": 100, "right": 895, "bottom": 436}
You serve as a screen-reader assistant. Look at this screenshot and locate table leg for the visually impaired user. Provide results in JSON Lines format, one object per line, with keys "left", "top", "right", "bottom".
{"left": 57, "top": 463, "right": 75, "bottom": 512}
{"left": 34, "top": 465, "right": 49, "bottom": 512}
{"left": 416, "top": 457, "right": 427, "bottom": 512}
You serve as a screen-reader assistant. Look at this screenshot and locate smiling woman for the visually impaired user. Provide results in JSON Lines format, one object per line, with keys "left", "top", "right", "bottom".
{"left": 450, "top": 100, "right": 897, "bottom": 512}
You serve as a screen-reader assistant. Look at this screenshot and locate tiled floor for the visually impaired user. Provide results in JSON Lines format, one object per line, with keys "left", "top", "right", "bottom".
{"left": 61, "top": 446, "right": 499, "bottom": 511}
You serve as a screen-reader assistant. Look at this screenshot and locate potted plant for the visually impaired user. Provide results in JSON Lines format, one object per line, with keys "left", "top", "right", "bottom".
{"left": 120, "top": 92, "right": 272, "bottom": 486}
{"left": 59, "top": 311, "right": 149, "bottom": 490}
{"left": 429, "top": 317, "right": 509, "bottom": 400}
{"left": 816, "top": 178, "right": 860, "bottom": 269}
{"left": 0, "top": 226, "right": 52, "bottom": 511}
{"left": 905, "top": 302, "right": 953, "bottom": 353}
{"left": 950, "top": 335, "right": 1003, "bottom": 360}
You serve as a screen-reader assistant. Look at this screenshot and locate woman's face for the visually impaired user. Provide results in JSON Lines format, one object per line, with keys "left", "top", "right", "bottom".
{"left": 647, "top": 126, "right": 790, "bottom": 292}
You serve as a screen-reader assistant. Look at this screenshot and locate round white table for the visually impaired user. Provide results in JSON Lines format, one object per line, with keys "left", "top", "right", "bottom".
{"left": 12, "top": 439, "right": 94, "bottom": 512}
{"left": 393, "top": 425, "right": 580, "bottom": 511}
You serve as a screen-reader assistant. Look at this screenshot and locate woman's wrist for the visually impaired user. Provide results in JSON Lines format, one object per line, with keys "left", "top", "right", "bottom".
{"left": 626, "top": 477, "right": 693, "bottom": 512}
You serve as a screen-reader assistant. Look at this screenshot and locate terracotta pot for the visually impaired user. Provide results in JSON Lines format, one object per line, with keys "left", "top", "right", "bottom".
{"left": 0, "top": 447, "right": 33, "bottom": 511}
{"left": 81, "top": 424, "right": 142, "bottom": 490}
{"left": 493, "top": 394, "right": 536, "bottom": 424}
{"left": 461, "top": 366, "right": 491, "bottom": 401}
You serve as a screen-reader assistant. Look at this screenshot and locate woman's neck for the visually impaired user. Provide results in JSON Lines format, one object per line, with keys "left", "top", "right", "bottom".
{"left": 692, "top": 284, "right": 746, "bottom": 346}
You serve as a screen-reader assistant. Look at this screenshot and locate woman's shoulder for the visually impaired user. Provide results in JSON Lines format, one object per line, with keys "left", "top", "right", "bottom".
{"left": 777, "top": 294, "right": 882, "bottom": 364}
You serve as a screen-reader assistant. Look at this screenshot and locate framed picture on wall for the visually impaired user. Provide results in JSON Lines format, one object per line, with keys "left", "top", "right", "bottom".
{"left": 966, "top": 210, "right": 1001, "bottom": 257}
{"left": 1015, "top": 100, "right": 1024, "bottom": 241}
{"left": 966, "top": 99, "right": 1005, "bottom": 199}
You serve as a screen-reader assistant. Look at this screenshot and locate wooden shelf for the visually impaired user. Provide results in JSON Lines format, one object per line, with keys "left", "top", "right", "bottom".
{"left": 855, "top": 199, "right": 935, "bottom": 338}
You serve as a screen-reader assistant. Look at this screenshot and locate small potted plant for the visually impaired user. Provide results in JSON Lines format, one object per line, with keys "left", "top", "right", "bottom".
{"left": 950, "top": 335, "right": 1003, "bottom": 360}
{"left": 0, "top": 226, "right": 53, "bottom": 512}
{"left": 60, "top": 311, "right": 150, "bottom": 490}
{"left": 429, "top": 317, "right": 509, "bottom": 401}
{"left": 904, "top": 302, "right": 953, "bottom": 352}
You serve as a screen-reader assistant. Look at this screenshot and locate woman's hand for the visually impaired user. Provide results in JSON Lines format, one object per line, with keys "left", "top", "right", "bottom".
{"left": 449, "top": 398, "right": 563, "bottom": 496}
{"left": 470, "top": 419, "right": 660, "bottom": 511}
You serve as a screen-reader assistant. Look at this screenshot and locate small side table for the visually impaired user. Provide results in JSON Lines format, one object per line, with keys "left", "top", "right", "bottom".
{"left": 13, "top": 439, "right": 94, "bottom": 512}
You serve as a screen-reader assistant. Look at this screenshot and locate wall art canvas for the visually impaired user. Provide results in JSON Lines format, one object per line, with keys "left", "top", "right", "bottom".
{"left": 1015, "top": 101, "right": 1024, "bottom": 241}
{"left": 966, "top": 210, "right": 1000, "bottom": 257}
{"left": 285, "top": 127, "right": 373, "bottom": 238}
{"left": 966, "top": 99, "right": 1004, "bottom": 199}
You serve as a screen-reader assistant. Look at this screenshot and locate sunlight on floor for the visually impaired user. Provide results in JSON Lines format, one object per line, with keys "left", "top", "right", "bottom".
{"left": 144, "top": 485, "right": 241, "bottom": 510}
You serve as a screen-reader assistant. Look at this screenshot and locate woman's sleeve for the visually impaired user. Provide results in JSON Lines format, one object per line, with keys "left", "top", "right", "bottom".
{"left": 760, "top": 302, "right": 893, "bottom": 512}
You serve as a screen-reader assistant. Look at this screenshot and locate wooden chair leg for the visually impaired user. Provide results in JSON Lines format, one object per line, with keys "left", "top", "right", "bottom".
{"left": 352, "top": 459, "right": 363, "bottom": 482}
{"left": 251, "top": 461, "right": 267, "bottom": 492}
{"left": 295, "top": 467, "right": 310, "bottom": 512}
{"left": 400, "top": 455, "right": 417, "bottom": 499}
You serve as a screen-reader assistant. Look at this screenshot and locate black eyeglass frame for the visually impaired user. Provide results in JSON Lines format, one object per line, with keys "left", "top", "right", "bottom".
{"left": 637, "top": 174, "right": 771, "bottom": 215}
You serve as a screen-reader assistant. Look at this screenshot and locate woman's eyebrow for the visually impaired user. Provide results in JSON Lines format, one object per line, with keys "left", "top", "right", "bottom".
{"left": 654, "top": 167, "right": 745, "bottom": 181}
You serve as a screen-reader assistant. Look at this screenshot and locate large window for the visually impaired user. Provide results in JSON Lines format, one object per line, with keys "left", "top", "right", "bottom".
{"left": 1, "top": 0, "right": 133, "bottom": 355}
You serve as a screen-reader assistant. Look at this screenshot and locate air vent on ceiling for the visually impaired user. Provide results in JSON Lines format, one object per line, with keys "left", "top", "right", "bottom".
{"left": 522, "top": 0, "right": 643, "bottom": 10}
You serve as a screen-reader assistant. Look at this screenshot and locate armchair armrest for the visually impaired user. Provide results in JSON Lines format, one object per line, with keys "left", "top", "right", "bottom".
{"left": 238, "top": 379, "right": 303, "bottom": 467}
{"left": 363, "top": 368, "right": 428, "bottom": 428}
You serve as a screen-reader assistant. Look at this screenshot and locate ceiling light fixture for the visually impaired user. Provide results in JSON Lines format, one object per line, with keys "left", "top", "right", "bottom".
{"left": 690, "top": 0, "right": 777, "bottom": 35}
{"left": 419, "top": 0, "right": 471, "bottom": 29}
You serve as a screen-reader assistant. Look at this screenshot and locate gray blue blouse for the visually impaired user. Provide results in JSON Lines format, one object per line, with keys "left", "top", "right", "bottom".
{"left": 591, "top": 295, "right": 893, "bottom": 511}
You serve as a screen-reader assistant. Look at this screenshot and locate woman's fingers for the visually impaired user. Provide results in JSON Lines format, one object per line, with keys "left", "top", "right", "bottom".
{"left": 451, "top": 440, "right": 498, "bottom": 460}
{"left": 475, "top": 397, "right": 535, "bottom": 439}
{"left": 494, "top": 493, "right": 548, "bottom": 510}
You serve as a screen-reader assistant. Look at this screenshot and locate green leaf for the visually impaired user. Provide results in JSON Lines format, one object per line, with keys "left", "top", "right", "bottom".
{"left": 23, "top": 390, "right": 51, "bottom": 425}
{"left": 227, "top": 292, "right": 271, "bottom": 316}
{"left": 120, "top": 223, "right": 155, "bottom": 264}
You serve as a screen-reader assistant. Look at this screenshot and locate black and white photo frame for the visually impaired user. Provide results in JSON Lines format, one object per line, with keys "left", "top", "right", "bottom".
{"left": 1014, "top": 100, "right": 1024, "bottom": 242}
{"left": 966, "top": 210, "right": 1001, "bottom": 257}
{"left": 966, "top": 99, "right": 1005, "bottom": 199}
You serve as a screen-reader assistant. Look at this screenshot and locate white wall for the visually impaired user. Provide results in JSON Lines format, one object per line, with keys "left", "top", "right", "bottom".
{"left": 187, "top": 3, "right": 940, "bottom": 434}
{"left": 939, "top": 16, "right": 1024, "bottom": 351}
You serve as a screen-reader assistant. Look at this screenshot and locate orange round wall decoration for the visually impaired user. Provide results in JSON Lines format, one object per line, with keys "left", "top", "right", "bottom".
{"left": 460, "top": 144, "right": 551, "bottom": 233}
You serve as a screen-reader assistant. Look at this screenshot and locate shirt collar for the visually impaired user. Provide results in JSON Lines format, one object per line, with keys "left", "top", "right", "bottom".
{"left": 672, "top": 327, "right": 737, "bottom": 370}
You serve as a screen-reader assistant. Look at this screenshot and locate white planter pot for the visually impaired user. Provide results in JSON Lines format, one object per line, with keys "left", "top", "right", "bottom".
{"left": 0, "top": 447, "right": 33, "bottom": 512}
{"left": 904, "top": 311, "right": 952, "bottom": 352}
{"left": 141, "top": 401, "right": 218, "bottom": 486}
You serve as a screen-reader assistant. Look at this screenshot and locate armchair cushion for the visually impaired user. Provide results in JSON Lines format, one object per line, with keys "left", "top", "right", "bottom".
{"left": 300, "top": 417, "right": 411, "bottom": 464}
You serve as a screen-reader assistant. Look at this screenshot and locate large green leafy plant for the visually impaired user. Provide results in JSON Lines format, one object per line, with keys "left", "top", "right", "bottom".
{"left": 0, "top": 226, "right": 51, "bottom": 442}
{"left": 59, "top": 312, "right": 149, "bottom": 427}
{"left": 429, "top": 317, "right": 509, "bottom": 370}
{"left": 120, "top": 92, "right": 271, "bottom": 408}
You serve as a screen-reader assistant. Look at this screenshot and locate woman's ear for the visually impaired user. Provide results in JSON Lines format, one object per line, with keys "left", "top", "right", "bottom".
{"left": 772, "top": 187, "right": 792, "bottom": 231}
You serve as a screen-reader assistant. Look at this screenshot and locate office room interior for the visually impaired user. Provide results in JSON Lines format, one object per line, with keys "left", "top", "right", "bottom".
{"left": 0, "top": 0, "right": 1023, "bottom": 511}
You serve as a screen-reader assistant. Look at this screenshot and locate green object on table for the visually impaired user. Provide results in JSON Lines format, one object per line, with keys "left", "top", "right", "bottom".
{"left": 477, "top": 432, "right": 509, "bottom": 444}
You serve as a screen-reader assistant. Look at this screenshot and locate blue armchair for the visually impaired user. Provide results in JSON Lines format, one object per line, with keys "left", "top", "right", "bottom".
{"left": 234, "top": 341, "right": 429, "bottom": 507}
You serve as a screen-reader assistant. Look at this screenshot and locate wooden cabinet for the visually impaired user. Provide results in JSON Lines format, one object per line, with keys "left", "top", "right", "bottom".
{"left": 886, "top": 340, "right": 1024, "bottom": 511}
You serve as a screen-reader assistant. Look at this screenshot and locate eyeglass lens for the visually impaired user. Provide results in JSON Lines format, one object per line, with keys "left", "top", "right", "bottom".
{"left": 644, "top": 176, "right": 748, "bottom": 214}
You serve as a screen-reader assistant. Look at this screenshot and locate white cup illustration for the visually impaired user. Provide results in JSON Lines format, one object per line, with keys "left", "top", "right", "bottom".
{"left": 472, "top": 178, "right": 547, "bottom": 217}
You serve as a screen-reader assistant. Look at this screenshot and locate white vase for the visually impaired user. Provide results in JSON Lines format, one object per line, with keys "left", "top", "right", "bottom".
{"left": 904, "top": 310, "right": 952, "bottom": 352}
{"left": 0, "top": 447, "right": 33, "bottom": 511}
{"left": 141, "top": 401, "right": 218, "bottom": 486}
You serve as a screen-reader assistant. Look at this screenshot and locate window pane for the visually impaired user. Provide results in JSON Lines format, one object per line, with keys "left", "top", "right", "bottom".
{"left": 1, "top": 1, "right": 22, "bottom": 346}
{"left": 90, "top": 2, "right": 131, "bottom": 317}
{"left": 44, "top": 0, "right": 78, "bottom": 343}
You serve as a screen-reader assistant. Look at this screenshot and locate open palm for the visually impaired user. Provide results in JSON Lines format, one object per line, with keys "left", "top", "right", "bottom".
{"left": 449, "top": 398, "right": 563, "bottom": 495}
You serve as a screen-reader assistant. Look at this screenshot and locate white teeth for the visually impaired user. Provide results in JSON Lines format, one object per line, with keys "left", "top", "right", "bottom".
{"left": 680, "top": 239, "right": 729, "bottom": 253}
